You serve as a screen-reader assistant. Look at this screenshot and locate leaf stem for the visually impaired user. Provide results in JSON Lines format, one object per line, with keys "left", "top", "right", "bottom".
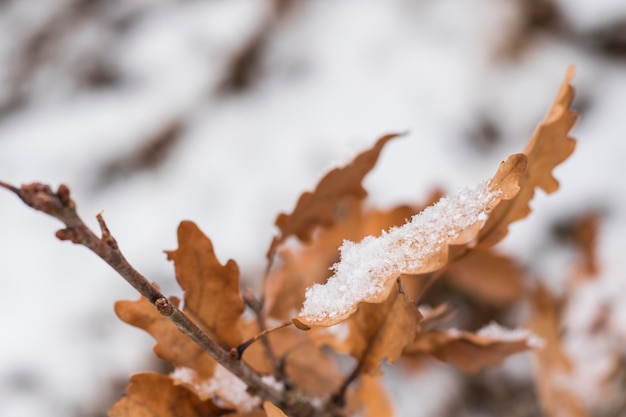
{"left": 243, "top": 288, "right": 281, "bottom": 369}
{"left": 233, "top": 319, "right": 293, "bottom": 360}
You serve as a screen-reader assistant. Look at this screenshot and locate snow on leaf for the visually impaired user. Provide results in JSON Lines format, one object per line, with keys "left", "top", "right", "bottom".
{"left": 108, "top": 372, "right": 223, "bottom": 417}
{"left": 265, "top": 197, "right": 423, "bottom": 320}
{"left": 295, "top": 154, "right": 525, "bottom": 327}
{"left": 171, "top": 365, "right": 265, "bottom": 412}
{"left": 478, "top": 67, "right": 577, "bottom": 248}
{"left": 267, "top": 133, "right": 402, "bottom": 259}
{"left": 114, "top": 293, "right": 216, "bottom": 377}
{"left": 262, "top": 401, "right": 288, "bottom": 417}
{"left": 405, "top": 322, "right": 541, "bottom": 373}
{"left": 476, "top": 321, "right": 544, "bottom": 347}
{"left": 166, "top": 220, "right": 245, "bottom": 347}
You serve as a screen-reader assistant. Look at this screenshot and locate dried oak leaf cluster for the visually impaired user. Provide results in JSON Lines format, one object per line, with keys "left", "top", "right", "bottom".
{"left": 109, "top": 67, "right": 577, "bottom": 417}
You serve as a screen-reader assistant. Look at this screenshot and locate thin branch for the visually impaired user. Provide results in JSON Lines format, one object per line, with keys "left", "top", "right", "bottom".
{"left": 233, "top": 320, "right": 293, "bottom": 360}
{"left": 1, "top": 182, "right": 329, "bottom": 417}
{"left": 0, "top": 181, "right": 19, "bottom": 193}
{"left": 242, "top": 288, "right": 281, "bottom": 368}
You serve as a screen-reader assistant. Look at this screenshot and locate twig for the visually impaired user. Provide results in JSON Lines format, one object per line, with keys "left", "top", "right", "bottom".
{"left": 242, "top": 289, "right": 282, "bottom": 369}
{"left": 1, "top": 182, "right": 329, "bottom": 417}
{"left": 232, "top": 319, "right": 293, "bottom": 360}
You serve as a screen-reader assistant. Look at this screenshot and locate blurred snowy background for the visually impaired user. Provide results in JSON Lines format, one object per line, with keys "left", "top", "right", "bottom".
{"left": 1, "top": 0, "right": 626, "bottom": 416}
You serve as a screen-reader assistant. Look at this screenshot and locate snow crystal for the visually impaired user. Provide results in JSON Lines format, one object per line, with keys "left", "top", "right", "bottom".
{"left": 299, "top": 181, "right": 500, "bottom": 323}
{"left": 260, "top": 374, "right": 285, "bottom": 393}
{"left": 324, "top": 322, "right": 350, "bottom": 342}
{"left": 476, "top": 321, "right": 545, "bottom": 348}
{"left": 171, "top": 365, "right": 270, "bottom": 412}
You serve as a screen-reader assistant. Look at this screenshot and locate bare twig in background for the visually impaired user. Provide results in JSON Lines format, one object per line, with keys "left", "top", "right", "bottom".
{"left": 0, "top": 0, "right": 125, "bottom": 115}
{"left": 218, "top": 0, "right": 295, "bottom": 94}
{"left": 94, "top": 120, "right": 184, "bottom": 188}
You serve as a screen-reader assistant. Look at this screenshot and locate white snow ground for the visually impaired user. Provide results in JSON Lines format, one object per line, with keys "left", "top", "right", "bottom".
{"left": 1, "top": 0, "right": 626, "bottom": 416}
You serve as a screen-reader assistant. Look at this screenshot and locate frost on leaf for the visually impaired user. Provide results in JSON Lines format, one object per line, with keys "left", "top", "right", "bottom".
{"left": 265, "top": 197, "right": 428, "bottom": 320}
{"left": 166, "top": 221, "right": 245, "bottom": 348}
{"left": 296, "top": 154, "right": 525, "bottom": 327}
{"left": 267, "top": 133, "right": 402, "bottom": 259}
{"left": 405, "top": 322, "right": 542, "bottom": 373}
{"left": 108, "top": 372, "right": 223, "bottom": 417}
{"left": 478, "top": 67, "right": 577, "bottom": 248}
{"left": 171, "top": 365, "right": 267, "bottom": 412}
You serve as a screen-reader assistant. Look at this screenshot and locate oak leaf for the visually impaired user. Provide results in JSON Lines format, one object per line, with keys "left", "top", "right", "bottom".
{"left": 262, "top": 402, "right": 287, "bottom": 417}
{"left": 265, "top": 197, "right": 427, "bottom": 320}
{"left": 344, "top": 375, "right": 392, "bottom": 417}
{"left": 108, "top": 372, "right": 224, "bottom": 417}
{"left": 115, "top": 221, "right": 249, "bottom": 403}
{"left": 554, "top": 211, "right": 601, "bottom": 279}
{"left": 265, "top": 327, "right": 343, "bottom": 397}
{"left": 444, "top": 249, "right": 524, "bottom": 306}
{"left": 233, "top": 320, "right": 343, "bottom": 398}
{"left": 528, "top": 285, "right": 590, "bottom": 417}
{"left": 115, "top": 293, "right": 216, "bottom": 377}
{"left": 166, "top": 220, "right": 245, "bottom": 348}
{"left": 330, "top": 284, "right": 423, "bottom": 375}
{"left": 267, "top": 133, "right": 402, "bottom": 258}
{"left": 296, "top": 153, "right": 526, "bottom": 327}
{"left": 478, "top": 66, "right": 577, "bottom": 248}
{"left": 405, "top": 322, "right": 542, "bottom": 373}
{"left": 297, "top": 68, "right": 577, "bottom": 327}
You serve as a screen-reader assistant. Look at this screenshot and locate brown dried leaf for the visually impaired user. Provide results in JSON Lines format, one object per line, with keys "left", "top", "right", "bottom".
{"left": 265, "top": 197, "right": 423, "bottom": 320}
{"left": 345, "top": 375, "right": 393, "bottom": 417}
{"left": 108, "top": 372, "right": 224, "bottom": 417}
{"left": 115, "top": 294, "right": 215, "bottom": 377}
{"left": 415, "top": 303, "right": 455, "bottom": 331}
{"left": 445, "top": 249, "right": 524, "bottom": 306}
{"left": 262, "top": 402, "right": 287, "bottom": 417}
{"left": 554, "top": 211, "right": 601, "bottom": 279}
{"left": 528, "top": 285, "right": 571, "bottom": 372}
{"left": 573, "top": 212, "right": 600, "bottom": 277}
{"left": 405, "top": 326, "right": 538, "bottom": 373}
{"left": 166, "top": 221, "right": 245, "bottom": 347}
{"left": 267, "top": 133, "right": 402, "bottom": 258}
{"left": 334, "top": 284, "right": 423, "bottom": 376}
{"left": 478, "top": 67, "right": 577, "bottom": 248}
{"left": 528, "top": 285, "right": 590, "bottom": 417}
{"left": 296, "top": 153, "right": 526, "bottom": 327}
{"left": 267, "top": 327, "right": 343, "bottom": 397}
{"left": 229, "top": 318, "right": 343, "bottom": 398}
{"left": 227, "top": 412, "right": 267, "bottom": 417}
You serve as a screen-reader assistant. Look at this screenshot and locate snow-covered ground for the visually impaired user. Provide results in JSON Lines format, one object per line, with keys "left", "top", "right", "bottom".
{"left": 1, "top": 0, "right": 626, "bottom": 416}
